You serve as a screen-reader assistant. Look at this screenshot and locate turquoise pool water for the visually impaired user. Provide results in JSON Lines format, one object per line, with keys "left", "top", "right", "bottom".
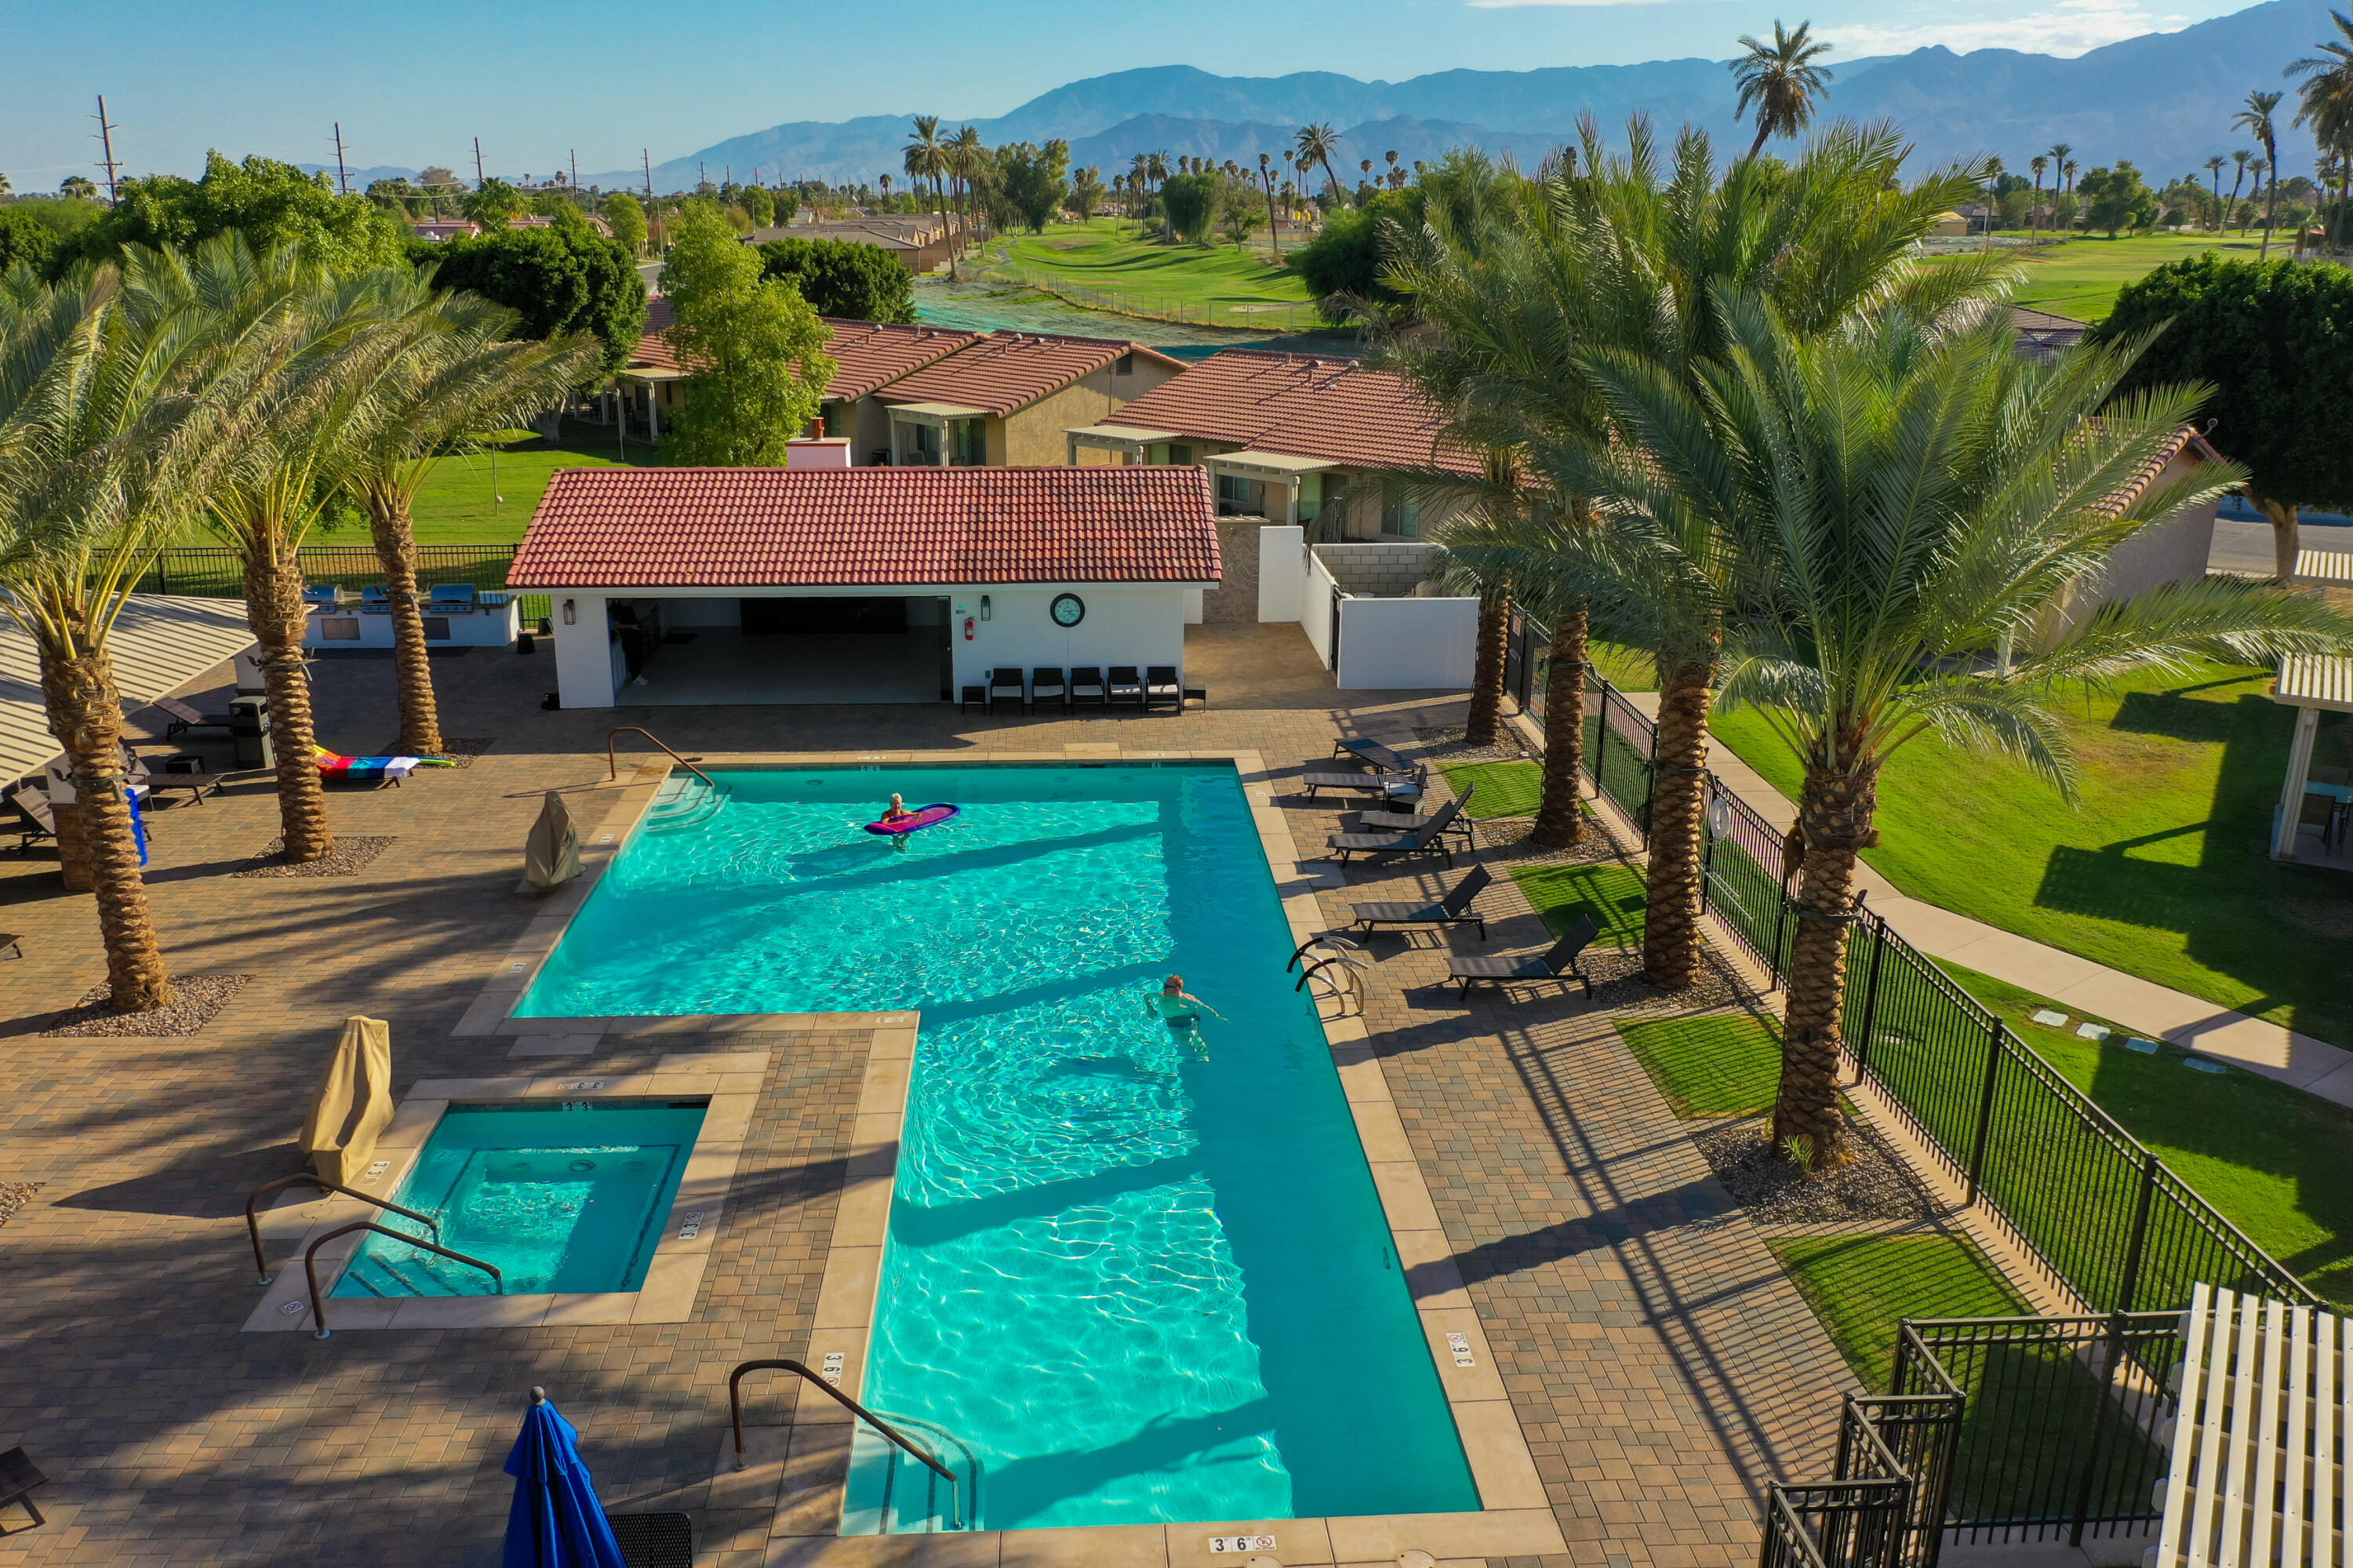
{"left": 333, "top": 1101, "right": 704, "bottom": 1297}
{"left": 518, "top": 764, "right": 1477, "bottom": 1532}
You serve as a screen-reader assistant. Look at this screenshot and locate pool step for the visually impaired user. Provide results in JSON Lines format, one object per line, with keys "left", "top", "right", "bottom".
{"left": 643, "top": 773, "right": 730, "bottom": 834}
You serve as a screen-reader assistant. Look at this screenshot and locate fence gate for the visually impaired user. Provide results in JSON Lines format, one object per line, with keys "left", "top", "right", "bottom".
{"left": 1763, "top": 1392, "right": 1961, "bottom": 1568}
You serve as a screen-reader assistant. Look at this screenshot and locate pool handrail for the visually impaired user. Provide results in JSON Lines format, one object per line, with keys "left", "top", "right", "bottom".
{"left": 245, "top": 1171, "right": 441, "bottom": 1285}
{"left": 728, "top": 1359, "right": 962, "bottom": 1527}
{"left": 605, "top": 726, "right": 716, "bottom": 789}
{"left": 304, "top": 1220, "right": 503, "bottom": 1339}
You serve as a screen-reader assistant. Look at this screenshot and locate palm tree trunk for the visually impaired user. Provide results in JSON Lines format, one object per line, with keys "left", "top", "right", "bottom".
{"left": 1465, "top": 585, "right": 1512, "bottom": 747}
{"left": 2262, "top": 157, "right": 2278, "bottom": 258}
{"left": 1640, "top": 655, "right": 1714, "bottom": 991}
{"left": 242, "top": 548, "right": 334, "bottom": 861}
{"left": 41, "top": 645, "right": 174, "bottom": 1011}
{"left": 1772, "top": 749, "right": 1878, "bottom": 1170}
{"left": 1530, "top": 607, "right": 1587, "bottom": 849}
{"left": 365, "top": 494, "right": 445, "bottom": 755}
{"left": 1747, "top": 123, "right": 1773, "bottom": 160}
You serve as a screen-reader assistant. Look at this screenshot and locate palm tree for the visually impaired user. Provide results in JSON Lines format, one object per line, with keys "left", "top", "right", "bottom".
{"left": 2228, "top": 148, "right": 2251, "bottom": 229}
{"left": 2048, "top": 143, "right": 2075, "bottom": 191}
{"left": 342, "top": 275, "right": 598, "bottom": 757}
{"left": 2235, "top": 89, "right": 2285, "bottom": 256}
{"left": 2204, "top": 155, "right": 2228, "bottom": 228}
{"left": 1568, "top": 299, "right": 2351, "bottom": 1165}
{"left": 948, "top": 126, "right": 984, "bottom": 256}
{"left": 1730, "top": 20, "right": 1835, "bottom": 158}
{"left": 1257, "top": 153, "right": 1283, "bottom": 256}
{"left": 1294, "top": 123, "right": 1344, "bottom": 206}
{"left": 904, "top": 117, "right": 951, "bottom": 278}
{"left": 1382, "top": 121, "right": 2007, "bottom": 984}
{"left": 1981, "top": 155, "right": 2006, "bottom": 248}
{"left": 879, "top": 172, "right": 893, "bottom": 207}
{"left": 60, "top": 175, "right": 97, "bottom": 201}
{"left": 2288, "top": 12, "right": 2353, "bottom": 246}
{"left": 2030, "top": 155, "right": 2049, "bottom": 235}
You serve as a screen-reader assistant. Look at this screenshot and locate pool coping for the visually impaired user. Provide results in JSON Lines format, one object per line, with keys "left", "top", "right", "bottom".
{"left": 458, "top": 748, "right": 1568, "bottom": 1565}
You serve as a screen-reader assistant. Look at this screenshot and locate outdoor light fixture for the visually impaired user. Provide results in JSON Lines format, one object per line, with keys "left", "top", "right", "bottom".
{"left": 980, "top": 595, "right": 992, "bottom": 620}
{"left": 562, "top": 599, "right": 576, "bottom": 625}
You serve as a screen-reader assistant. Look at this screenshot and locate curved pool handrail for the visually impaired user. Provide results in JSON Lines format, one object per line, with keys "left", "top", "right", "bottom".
{"left": 304, "top": 1220, "right": 503, "bottom": 1339}
{"left": 245, "top": 1171, "right": 440, "bottom": 1285}
{"left": 1284, "top": 932, "right": 1362, "bottom": 973}
{"left": 606, "top": 726, "right": 716, "bottom": 789}
{"left": 727, "top": 1359, "right": 962, "bottom": 1528}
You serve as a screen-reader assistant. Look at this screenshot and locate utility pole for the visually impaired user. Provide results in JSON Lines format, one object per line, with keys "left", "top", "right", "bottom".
{"left": 569, "top": 147, "right": 579, "bottom": 203}
{"left": 642, "top": 148, "right": 654, "bottom": 207}
{"left": 474, "top": 136, "right": 486, "bottom": 187}
{"left": 333, "top": 122, "right": 350, "bottom": 195}
{"left": 93, "top": 95, "right": 122, "bottom": 204}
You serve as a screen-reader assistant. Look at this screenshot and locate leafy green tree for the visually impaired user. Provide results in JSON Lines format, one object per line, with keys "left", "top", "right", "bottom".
{"left": 2098, "top": 255, "right": 2353, "bottom": 579}
{"left": 464, "top": 176, "right": 526, "bottom": 230}
{"left": 60, "top": 176, "right": 99, "bottom": 201}
{"left": 998, "top": 140, "right": 1072, "bottom": 232}
{"left": 45, "top": 152, "right": 408, "bottom": 276}
{"left": 755, "top": 236, "right": 916, "bottom": 322}
{"left": 603, "top": 191, "right": 647, "bottom": 256}
{"left": 0, "top": 209, "right": 60, "bottom": 272}
{"left": 740, "top": 186, "right": 776, "bottom": 228}
{"left": 660, "top": 206, "right": 836, "bottom": 464}
{"left": 420, "top": 223, "right": 647, "bottom": 377}
{"left": 1070, "top": 166, "right": 1107, "bottom": 220}
{"left": 1159, "top": 171, "right": 1220, "bottom": 243}
{"left": 2077, "top": 162, "right": 2156, "bottom": 235}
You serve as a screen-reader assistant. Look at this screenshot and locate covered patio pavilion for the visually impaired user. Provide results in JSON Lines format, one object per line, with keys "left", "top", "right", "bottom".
{"left": 2268, "top": 653, "right": 2353, "bottom": 867}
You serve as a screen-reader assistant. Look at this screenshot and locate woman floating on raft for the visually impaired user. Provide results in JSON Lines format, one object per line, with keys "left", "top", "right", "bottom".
{"left": 864, "top": 793, "right": 959, "bottom": 849}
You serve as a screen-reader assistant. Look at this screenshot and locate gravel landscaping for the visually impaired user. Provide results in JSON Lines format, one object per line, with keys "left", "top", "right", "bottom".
{"left": 40, "top": 973, "right": 252, "bottom": 1038}
{"left": 233, "top": 834, "right": 396, "bottom": 878}
{"left": 1696, "top": 1112, "right": 1945, "bottom": 1224}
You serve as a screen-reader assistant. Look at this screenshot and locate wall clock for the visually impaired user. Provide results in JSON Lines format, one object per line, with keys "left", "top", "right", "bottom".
{"left": 1050, "top": 593, "right": 1086, "bottom": 627}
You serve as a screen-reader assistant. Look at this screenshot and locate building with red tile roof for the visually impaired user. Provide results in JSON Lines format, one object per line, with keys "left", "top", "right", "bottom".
{"left": 1066, "top": 350, "right": 1477, "bottom": 541}
{"left": 873, "top": 332, "right": 1186, "bottom": 468}
{"left": 515, "top": 465, "right": 1218, "bottom": 708}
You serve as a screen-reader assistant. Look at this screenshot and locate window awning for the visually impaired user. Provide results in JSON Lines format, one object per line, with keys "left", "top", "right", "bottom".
{"left": 1205, "top": 449, "right": 1339, "bottom": 481}
{"left": 2, "top": 595, "right": 256, "bottom": 785}
{"left": 886, "top": 402, "right": 990, "bottom": 420}
{"left": 1067, "top": 424, "right": 1177, "bottom": 447}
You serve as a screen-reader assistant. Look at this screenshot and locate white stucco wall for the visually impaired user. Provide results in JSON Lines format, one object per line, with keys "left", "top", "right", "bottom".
{"left": 1257, "top": 526, "right": 1304, "bottom": 624}
{"left": 1299, "top": 552, "right": 1340, "bottom": 669}
{"left": 1336, "top": 596, "right": 1477, "bottom": 689}
{"left": 548, "top": 593, "right": 614, "bottom": 708}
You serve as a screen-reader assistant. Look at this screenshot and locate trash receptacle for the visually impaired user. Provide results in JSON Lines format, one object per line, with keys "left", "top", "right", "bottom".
{"left": 230, "top": 694, "right": 273, "bottom": 769}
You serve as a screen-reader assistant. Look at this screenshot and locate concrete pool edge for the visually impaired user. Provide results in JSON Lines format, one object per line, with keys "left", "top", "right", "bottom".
{"left": 460, "top": 748, "right": 1566, "bottom": 1563}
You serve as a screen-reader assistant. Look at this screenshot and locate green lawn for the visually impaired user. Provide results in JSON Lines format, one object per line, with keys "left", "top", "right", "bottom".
{"left": 1616, "top": 1013, "right": 1782, "bottom": 1117}
{"left": 1707, "top": 664, "right": 2353, "bottom": 1049}
{"left": 1925, "top": 233, "right": 2268, "bottom": 322}
{"left": 1511, "top": 859, "right": 1649, "bottom": 949}
{"left": 1438, "top": 759, "right": 1547, "bottom": 817}
{"left": 402, "top": 423, "right": 660, "bottom": 545}
{"left": 987, "top": 220, "right": 1315, "bottom": 326}
{"left": 1773, "top": 1232, "right": 2032, "bottom": 1387}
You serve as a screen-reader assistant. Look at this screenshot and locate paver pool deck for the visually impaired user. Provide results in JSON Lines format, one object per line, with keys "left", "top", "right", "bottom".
{"left": 0, "top": 625, "right": 1853, "bottom": 1567}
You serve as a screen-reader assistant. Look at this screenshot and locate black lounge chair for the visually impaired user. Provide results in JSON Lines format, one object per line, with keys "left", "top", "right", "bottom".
{"left": 1350, "top": 863, "right": 1493, "bottom": 940}
{"left": 8, "top": 787, "right": 55, "bottom": 854}
{"left": 1302, "top": 762, "right": 1427, "bottom": 802}
{"left": 154, "top": 696, "right": 231, "bottom": 739}
{"left": 1347, "top": 782, "right": 1475, "bottom": 846}
{"left": 1144, "top": 665, "right": 1182, "bottom": 711}
{"left": 1333, "top": 737, "right": 1415, "bottom": 773}
{"left": 0, "top": 1445, "right": 49, "bottom": 1532}
{"left": 1328, "top": 796, "right": 1465, "bottom": 865}
{"left": 1107, "top": 665, "right": 1144, "bottom": 708}
{"left": 1449, "top": 915, "right": 1598, "bottom": 999}
{"left": 1070, "top": 666, "right": 1107, "bottom": 708}
{"left": 987, "top": 667, "right": 1027, "bottom": 715}
{"left": 1031, "top": 667, "right": 1069, "bottom": 709}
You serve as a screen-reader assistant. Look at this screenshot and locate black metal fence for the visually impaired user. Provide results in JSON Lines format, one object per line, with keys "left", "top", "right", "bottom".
{"left": 137, "top": 544, "right": 550, "bottom": 624}
{"left": 1762, "top": 1392, "right": 1959, "bottom": 1568}
{"left": 1511, "top": 638, "right": 2315, "bottom": 1316}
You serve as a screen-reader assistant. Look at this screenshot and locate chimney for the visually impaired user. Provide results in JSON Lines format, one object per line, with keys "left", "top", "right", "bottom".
{"left": 810, "top": 415, "right": 827, "bottom": 439}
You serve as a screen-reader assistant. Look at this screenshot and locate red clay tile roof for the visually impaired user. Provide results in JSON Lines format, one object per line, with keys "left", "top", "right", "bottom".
{"left": 508, "top": 466, "right": 1221, "bottom": 588}
{"left": 819, "top": 319, "right": 984, "bottom": 400}
{"left": 1096, "top": 349, "right": 1482, "bottom": 476}
{"left": 2094, "top": 424, "right": 2220, "bottom": 518}
{"left": 627, "top": 297, "right": 689, "bottom": 376}
{"left": 878, "top": 333, "right": 1187, "bottom": 418}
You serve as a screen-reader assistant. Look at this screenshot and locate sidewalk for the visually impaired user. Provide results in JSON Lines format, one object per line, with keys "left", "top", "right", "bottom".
{"left": 1591, "top": 697, "right": 2353, "bottom": 1111}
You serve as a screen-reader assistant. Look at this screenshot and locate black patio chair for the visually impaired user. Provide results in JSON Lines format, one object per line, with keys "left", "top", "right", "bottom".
{"left": 1349, "top": 862, "right": 1493, "bottom": 940}
{"left": 1031, "top": 667, "right": 1069, "bottom": 710}
{"left": 1327, "top": 795, "right": 1464, "bottom": 866}
{"left": 154, "top": 696, "right": 231, "bottom": 739}
{"left": 1144, "top": 665, "right": 1182, "bottom": 711}
{"left": 1301, "top": 762, "right": 1427, "bottom": 802}
{"left": 0, "top": 1445, "right": 48, "bottom": 1533}
{"left": 9, "top": 787, "right": 56, "bottom": 854}
{"left": 1070, "top": 666, "right": 1107, "bottom": 708}
{"left": 987, "top": 667, "right": 1027, "bottom": 715}
{"left": 1449, "top": 914, "right": 1598, "bottom": 999}
{"left": 1333, "top": 737, "right": 1415, "bottom": 773}
{"left": 1107, "top": 665, "right": 1144, "bottom": 708}
{"left": 1347, "top": 782, "right": 1476, "bottom": 849}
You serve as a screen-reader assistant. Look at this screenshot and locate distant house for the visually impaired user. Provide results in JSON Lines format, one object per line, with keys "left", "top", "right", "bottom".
{"left": 2011, "top": 305, "right": 2091, "bottom": 362}
{"left": 1929, "top": 211, "right": 1969, "bottom": 237}
{"left": 873, "top": 332, "right": 1186, "bottom": 467}
{"left": 814, "top": 320, "right": 984, "bottom": 462}
{"left": 1064, "top": 349, "right": 1480, "bottom": 538}
{"left": 2038, "top": 424, "right": 2228, "bottom": 643}
{"left": 742, "top": 216, "right": 957, "bottom": 274}
{"left": 410, "top": 220, "right": 481, "bottom": 242}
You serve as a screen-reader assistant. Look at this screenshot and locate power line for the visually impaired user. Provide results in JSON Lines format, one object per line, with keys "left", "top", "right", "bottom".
{"left": 93, "top": 95, "right": 122, "bottom": 203}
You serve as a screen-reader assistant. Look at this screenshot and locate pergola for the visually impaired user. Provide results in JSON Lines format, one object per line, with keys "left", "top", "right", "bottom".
{"left": 2268, "top": 653, "right": 2353, "bottom": 861}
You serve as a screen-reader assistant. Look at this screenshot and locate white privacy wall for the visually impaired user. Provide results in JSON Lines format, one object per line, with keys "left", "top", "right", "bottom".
{"left": 1257, "top": 526, "right": 1304, "bottom": 624}
{"left": 548, "top": 592, "right": 614, "bottom": 708}
{"left": 946, "top": 585, "right": 1191, "bottom": 689}
{"left": 1299, "top": 551, "right": 1340, "bottom": 668}
{"left": 1337, "top": 595, "right": 1477, "bottom": 689}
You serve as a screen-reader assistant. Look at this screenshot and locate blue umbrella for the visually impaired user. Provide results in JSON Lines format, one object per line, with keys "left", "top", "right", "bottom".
{"left": 503, "top": 1387, "right": 627, "bottom": 1568}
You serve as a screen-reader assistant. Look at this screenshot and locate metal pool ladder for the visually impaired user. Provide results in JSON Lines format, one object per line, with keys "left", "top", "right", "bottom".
{"left": 1286, "top": 933, "right": 1370, "bottom": 1016}
{"left": 606, "top": 726, "right": 717, "bottom": 788}
{"left": 728, "top": 1360, "right": 972, "bottom": 1531}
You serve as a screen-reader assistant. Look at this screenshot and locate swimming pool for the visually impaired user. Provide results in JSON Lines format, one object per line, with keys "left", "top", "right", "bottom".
{"left": 333, "top": 1100, "right": 704, "bottom": 1297}
{"left": 518, "top": 764, "right": 1477, "bottom": 1532}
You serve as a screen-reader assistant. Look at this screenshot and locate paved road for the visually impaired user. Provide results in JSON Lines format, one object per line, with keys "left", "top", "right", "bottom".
{"left": 2209, "top": 514, "right": 2353, "bottom": 576}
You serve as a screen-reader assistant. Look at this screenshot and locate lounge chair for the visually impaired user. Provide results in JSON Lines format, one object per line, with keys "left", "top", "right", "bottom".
{"left": 359, "top": 586, "right": 392, "bottom": 614}
{"left": 1333, "top": 737, "right": 1416, "bottom": 773}
{"left": 1107, "top": 666, "right": 1144, "bottom": 708}
{"left": 1347, "top": 782, "right": 1476, "bottom": 846}
{"left": 154, "top": 696, "right": 231, "bottom": 739}
{"left": 1449, "top": 915, "right": 1598, "bottom": 999}
{"left": 1349, "top": 863, "right": 1493, "bottom": 940}
{"left": 8, "top": 787, "right": 55, "bottom": 853}
{"left": 1302, "top": 762, "right": 1427, "bottom": 802}
{"left": 1070, "top": 666, "right": 1107, "bottom": 708}
{"left": 427, "top": 583, "right": 477, "bottom": 611}
{"left": 1031, "top": 667, "right": 1069, "bottom": 710}
{"left": 1328, "top": 795, "right": 1464, "bottom": 866}
{"left": 987, "top": 668, "right": 1027, "bottom": 715}
{"left": 1144, "top": 665, "right": 1182, "bottom": 711}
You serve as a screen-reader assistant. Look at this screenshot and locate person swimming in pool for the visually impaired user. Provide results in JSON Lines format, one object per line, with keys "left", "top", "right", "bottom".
{"left": 879, "top": 792, "right": 915, "bottom": 823}
{"left": 1144, "top": 974, "right": 1222, "bottom": 1058}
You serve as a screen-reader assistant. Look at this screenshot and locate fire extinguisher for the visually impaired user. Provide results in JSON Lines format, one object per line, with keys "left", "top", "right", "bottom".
{"left": 962, "top": 616, "right": 976, "bottom": 641}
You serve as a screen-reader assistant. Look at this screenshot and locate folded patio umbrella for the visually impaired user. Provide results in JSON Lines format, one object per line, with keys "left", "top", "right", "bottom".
{"left": 523, "top": 790, "right": 581, "bottom": 889}
{"left": 503, "top": 1388, "right": 626, "bottom": 1568}
{"left": 297, "top": 1016, "right": 394, "bottom": 1186}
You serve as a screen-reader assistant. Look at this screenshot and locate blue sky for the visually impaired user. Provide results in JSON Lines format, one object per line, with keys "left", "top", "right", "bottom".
{"left": 6, "top": 0, "right": 2228, "bottom": 187}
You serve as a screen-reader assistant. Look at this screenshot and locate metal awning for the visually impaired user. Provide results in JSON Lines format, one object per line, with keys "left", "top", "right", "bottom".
{"left": 886, "top": 401, "right": 989, "bottom": 420}
{"left": 1205, "top": 449, "right": 1339, "bottom": 480}
{"left": 2271, "top": 654, "right": 2353, "bottom": 712}
{"left": 2, "top": 595, "right": 256, "bottom": 786}
{"left": 617, "top": 366, "right": 691, "bottom": 382}
{"left": 1067, "top": 424, "right": 1176, "bottom": 447}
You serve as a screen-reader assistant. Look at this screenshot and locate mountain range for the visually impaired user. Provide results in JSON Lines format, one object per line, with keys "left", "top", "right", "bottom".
{"left": 572, "top": 0, "right": 2333, "bottom": 194}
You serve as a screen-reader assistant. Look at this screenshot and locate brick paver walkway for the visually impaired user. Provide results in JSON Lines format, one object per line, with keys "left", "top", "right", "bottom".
{"left": 0, "top": 626, "right": 1852, "bottom": 1566}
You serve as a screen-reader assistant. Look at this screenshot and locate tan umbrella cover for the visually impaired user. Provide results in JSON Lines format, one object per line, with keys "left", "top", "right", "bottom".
{"left": 524, "top": 789, "right": 582, "bottom": 890}
{"left": 299, "top": 1015, "right": 395, "bottom": 1186}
